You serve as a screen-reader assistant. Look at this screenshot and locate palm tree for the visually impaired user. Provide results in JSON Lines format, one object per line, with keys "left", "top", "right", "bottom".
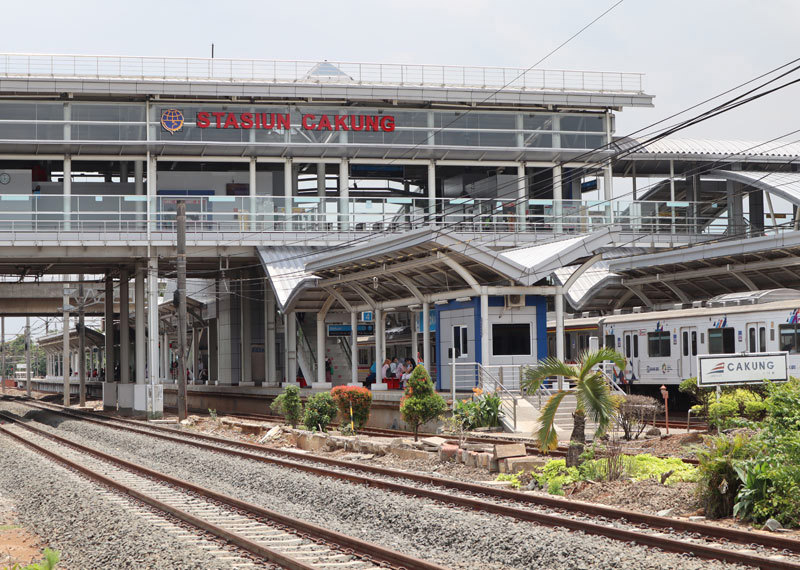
{"left": 522, "top": 347, "right": 625, "bottom": 465}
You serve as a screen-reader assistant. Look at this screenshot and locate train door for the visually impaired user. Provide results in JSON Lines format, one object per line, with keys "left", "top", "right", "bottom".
{"left": 679, "top": 326, "right": 697, "bottom": 379}
{"left": 623, "top": 330, "right": 640, "bottom": 379}
{"left": 746, "top": 322, "right": 767, "bottom": 353}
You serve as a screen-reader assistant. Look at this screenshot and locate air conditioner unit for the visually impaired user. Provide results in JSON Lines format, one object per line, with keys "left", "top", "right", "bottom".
{"left": 632, "top": 306, "right": 642, "bottom": 313}
{"left": 505, "top": 294, "right": 525, "bottom": 309}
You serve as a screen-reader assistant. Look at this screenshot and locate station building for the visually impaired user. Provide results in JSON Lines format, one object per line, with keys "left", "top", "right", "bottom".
{"left": 4, "top": 54, "right": 796, "bottom": 419}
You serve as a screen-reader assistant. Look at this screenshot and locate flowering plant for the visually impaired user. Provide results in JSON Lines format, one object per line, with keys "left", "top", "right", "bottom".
{"left": 331, "top": 385, "right": 372, "bottom": 431}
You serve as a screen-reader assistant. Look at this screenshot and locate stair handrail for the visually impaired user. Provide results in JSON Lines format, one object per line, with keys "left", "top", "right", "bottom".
{"left": 476, "top": 363, "right": 517, "bottom": 432}
{"left": 598, "top": 362, "right": 626, "bottom": 395}
{"left": 295, "top": 317, "right": 317, "bottom": 381}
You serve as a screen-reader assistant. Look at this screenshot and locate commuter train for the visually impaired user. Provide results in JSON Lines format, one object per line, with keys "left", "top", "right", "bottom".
{"left": 548, "top": 289, "right": 800, "bottom": 385}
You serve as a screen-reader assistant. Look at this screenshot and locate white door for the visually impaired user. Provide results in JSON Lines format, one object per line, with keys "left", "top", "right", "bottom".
{"left": 680, "top": 326, "right": 697, "bottom": 379}
{"left": 623, "top": 330, "right": 640, "bottom": 381}
{"left": 746, "top": 322, "right": 767, "bottom": 353}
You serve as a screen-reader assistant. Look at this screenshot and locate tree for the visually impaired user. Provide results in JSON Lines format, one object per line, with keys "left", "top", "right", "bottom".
{"left": 400, "top": 365, "right": 447, "bottom": 441}
{"left": 270, "top": 384, "right": 303, "bottom": 428}
{"left": 522, "top": 347, "right": 625, "bottom": 466}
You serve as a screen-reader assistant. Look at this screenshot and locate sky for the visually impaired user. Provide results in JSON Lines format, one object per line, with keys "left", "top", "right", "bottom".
{"left": 1, "top": 0, "right": 798, "bottom": 336}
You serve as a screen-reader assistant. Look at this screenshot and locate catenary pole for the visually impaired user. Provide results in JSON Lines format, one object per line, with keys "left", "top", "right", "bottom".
{"left": 1, "top": 316, "right": 4, "bottom": 395}
{"left": 176, "top": 200, "right": 188, "bottom": 421}
{"left": 25, "top": 317, "right": 31, "bottom": 397}
{"left": 78, "top": 277, "right": 86, "bottom": 407}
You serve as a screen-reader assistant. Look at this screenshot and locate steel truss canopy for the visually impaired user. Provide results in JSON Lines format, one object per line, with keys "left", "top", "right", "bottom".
{"left": 571, "top": 230, "right": 800, "bottom": 312}
{"left": 259, "top": 228, "right": 617, "bottom": 314}
{"left": 38, "top": 327, "right": 104, "bottom": 353}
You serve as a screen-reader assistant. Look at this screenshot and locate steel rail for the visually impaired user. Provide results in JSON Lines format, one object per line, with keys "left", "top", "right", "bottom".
{"left": 9, "top": 398, "right": 800, "bottom": 568}
{"left": 0, "top": 410, "right": 445, "bottom": 570}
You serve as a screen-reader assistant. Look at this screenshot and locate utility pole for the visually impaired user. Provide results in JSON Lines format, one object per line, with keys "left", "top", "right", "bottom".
{"left": 25, "top": 316, "right": 31, "bottom": 397}
{"left": 176, "top": 200, "right": 188, "bottom": 421}
{"left": 1, "top": 317, "right": 4, "bottom": 395}
{"left": 78, "top": 276, "right": 86, "bottom": 407}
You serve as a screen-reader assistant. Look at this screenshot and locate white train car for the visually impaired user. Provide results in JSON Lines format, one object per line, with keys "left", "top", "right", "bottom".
{"left": 598, "top": 289, "right": 800, "bottom": 385}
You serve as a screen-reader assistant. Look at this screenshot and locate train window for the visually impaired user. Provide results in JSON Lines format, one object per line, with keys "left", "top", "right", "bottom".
{"left": 633, "top": 335, "right": 639, "bottom": 358}
{"left": 779, "top": 324, "right": 800, "bottom": 353}
{"left": 647, "top": 332, "right": 670, "bottom": 357}
{"left": 691, "top": 331, "right": 697, "bottom": 356}
{"left": 625, "top": 335, "right": 631, "bottom": 358}
{"left": 759, "top": 327, "right": 766, "bottom": 352}
{"left": 604, "top": 334, "right": 614, "bottom": 349}
{"left": 492, "top": 324, "right": 531, "bottom": 356}
{"left": 748, "top": 328, "right": 757, "bottom": 353}
{"left": 682, "top": 332, "right": 688, "bottom": 356}
{"left": 771, "top": 328, "right": 775, "bottom": 342}
{"left": 708, "top": 327, "right": 735, "bottom": 354}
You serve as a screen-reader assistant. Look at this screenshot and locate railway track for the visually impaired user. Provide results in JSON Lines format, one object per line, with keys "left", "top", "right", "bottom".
{"left": 5, "top": 397, "right": 800, "bottom": 569}
{"left": 0, "top": 408, "right": 444, "bottom": 570}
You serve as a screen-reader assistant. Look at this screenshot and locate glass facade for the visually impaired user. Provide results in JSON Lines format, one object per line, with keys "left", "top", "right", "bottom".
{"left": 0, "top": 100, "right": 607, "bottom": 151}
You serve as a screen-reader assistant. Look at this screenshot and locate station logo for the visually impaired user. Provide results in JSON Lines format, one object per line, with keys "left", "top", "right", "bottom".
{"left": 160, "top": 108, "right": 185, "bottom": 134}
{"left": 709, "top": 362, "right": 725, "bottom": 374}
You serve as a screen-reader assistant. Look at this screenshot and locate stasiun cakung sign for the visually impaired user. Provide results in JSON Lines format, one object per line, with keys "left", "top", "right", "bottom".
{"left": 697, "top": 352, "right": 788, "bottom": 386}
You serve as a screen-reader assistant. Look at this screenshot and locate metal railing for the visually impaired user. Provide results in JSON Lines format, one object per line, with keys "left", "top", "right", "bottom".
{"left": 0, "top": 194, "right": 763, "bottom": 238}
{"left": 0, "top": 53, "right": 646, "bottom": 94}
{"left": 450, "top": 361, "right": 517, "bottom": 431}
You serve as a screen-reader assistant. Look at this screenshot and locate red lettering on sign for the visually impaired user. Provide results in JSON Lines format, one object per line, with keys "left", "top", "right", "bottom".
{"left": 380, "top": 116, "right": 395, "bottom": 132}
{"left": 196, "top": 112, "right": 211, "bottom": 128}
{"left": 334, "top": 115, "right": 349, "bottom": 131}
{"left": 317, "top": 115, "right": 332, "bottom": 130}
{"left": 302, "top": 114, "right": 315, "bottom": 130}
{"left": 350, "top": 115, "right": 364, "bottom": 131}
{"left": 223, "top": 113, "right": 239, "bottom": 129}
{"left": 364, "top": 116, "right": 379, "bottom": 131}
{"left": 212, "top": 112, "right": 225, "bottom": 129}
{"left": 240, "top": 113, "right": 253, "bottom": 129}
{"left": 261, "top": 114, "right": 275, "bottom": 129}
{"left": 275, "top": 114, "right": 290, "bottom": 130}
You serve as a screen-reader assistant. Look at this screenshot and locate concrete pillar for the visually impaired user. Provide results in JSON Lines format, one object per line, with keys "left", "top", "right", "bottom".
{"left": 375, "top": 308, "right": 383, "bottom": 384}
{"left": 216, "top": 277, "right": 241, "bottom": 385}
{"left": 192, "top": 327, "right": 199, "bottom": 383}
{"left": 480, "top": 290, "right": 490, "bottom": 367}
{"left": 339, "top": 159, "right": 349, "bottom": 230}
{"left": 63, "top": 155, "right": 71, "bottom": 230}
{"left": 422, "top": 302, "right": 431, "bottom": 369}
{"left": 240, "top": 279, "right": 252, "bottom": 384}
{"left": 119, "top": 269, "right": 130, "bottom": 383}
{"left": 135, "top": 266, "right": 146, "bottom": 383}
{"left": 284, "top": 159, "right": 293, "bottom": 230}
{"left": 317, "top": 163, "right": 326, "bottom": 197}
{"left": 120, "top": 161, "right": 129, "bottom": 184}
{"left": 555, "top": 291, "right": 565, "bottom": 390}
{"left": 316, "top": 313, "right": 326, "bottom": 384}
{"left": 553, "top": 165, "right": 563, "bottom": 233}
{"left": 147, "top": 256, "right": 159, "bottom": 383}
{"left": 516, "top": 163, "right": 526, "bottom": 228}
{"left": 265, "top": 284, "right": 276, "bottom": 385}
{"left": 134, "top": 161, "right": 143, "bottom": 195}
{"left": 63, "top": 286, "right": 70, "bottom": 406}
{"left": 726, "top": 180, "right": 745, "bottom": 235}
{"left": 104, "top": 274, "right": 115, "bottom": 382}
{"left": 249, "top": 157, "right": 257, "bottom": 230}
{"left": 350, "top": 311, "right": 358, "bottom": 385}
{"left": 427, "top": 161, "right": 436, "bottom": 220}
{"left": 750, "top": 189, "right": 765, "bottom": 234}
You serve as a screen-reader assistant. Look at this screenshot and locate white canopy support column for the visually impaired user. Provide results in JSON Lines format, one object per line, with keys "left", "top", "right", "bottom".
{"left": 555, "top": 289, "right": 565, "bottom": 390}
{"left": 480, "top": 287, "right": 490, "bottom": 367}
{"left": 422, "top": 301, "right": 431, "bottom": 369}
{"left": 119, "top": 269, "right": 130, "bottom": 384}
{"left": 374, "top": 308, "right": 384, "bottom": 389}
{"left": 427, "top": 161, "right": 436, "bottom": 222}
{"left": 284, "top": 311, "right": 297, "bottom": 386}
{"left": 265, "top": 284, "right": 277, "bottom": 385}
{"left": 350, "top": 311, "right": 359, "bottom": 385}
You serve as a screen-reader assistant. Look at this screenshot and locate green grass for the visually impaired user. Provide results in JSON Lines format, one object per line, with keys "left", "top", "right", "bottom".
{"left": 0, "top": 524, "right": 21, "bottom": 530}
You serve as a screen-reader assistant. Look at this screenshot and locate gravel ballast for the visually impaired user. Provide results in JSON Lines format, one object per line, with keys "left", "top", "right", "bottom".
{"left": 2, "top": 402, "right": 748, "bottom": 570}
{"left": 0, "top": 427, "right": 241, "bottom": 570}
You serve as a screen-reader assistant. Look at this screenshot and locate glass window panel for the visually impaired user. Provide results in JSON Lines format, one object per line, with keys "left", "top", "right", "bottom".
{"left": 709, "top": 328, "right": 735, "bottom": 354}
{"left": 779, "top": 325, "right": 797, "bottom": 353}
{"left": 523, "top": 114, "right": 553, "bottom": 130}
{"left": 71, "top": 103, "right": 145, "bottom": 122}
{"left": 561, "top": 115, "right": 605, "bottom": 132}
{"left": 759, "top": 327, "right": 766, "bottom": 352}
{"left": 524, "top": 132, "right": 553, "bottom": 148}
{"left": 682, "top": 331, "right": 688, "bottom": 356}
{"left": 633, "top": 335, "right": 639, "bottom": 358}
{"left": 0, "top": 124, "right": 35, "bottom": 139}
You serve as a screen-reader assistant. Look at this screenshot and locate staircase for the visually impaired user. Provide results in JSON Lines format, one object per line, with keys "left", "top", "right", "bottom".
{"left": 295, "top": 316, "right": 316, "bottom": 383}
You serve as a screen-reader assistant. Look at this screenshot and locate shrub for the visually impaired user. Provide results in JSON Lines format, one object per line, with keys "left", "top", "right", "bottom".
{"left": 270, "top": 385, "right": 303, "bottom": 428}
{"left": 12, "top": 548, "right": 60, "bottom": 570}
{"left": 707, "top": 398, "right": 739, "bottom": 430}
{"left": 453, "top": 388, "right": 504, "bottom": 430}
{"left": 331, "top": 385, "right": 372, "bottom": 432}
{"left": 303, "top": 391, "right": 337, "bottom": 432}
{"left": 400, "top": 365, "right": 447, "bottom": 441}
{"left": 615, "top": 394, "right": 662, "bottom": 440}
{"left": 695, "top": 433, "right": 754, "bottom": 518}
